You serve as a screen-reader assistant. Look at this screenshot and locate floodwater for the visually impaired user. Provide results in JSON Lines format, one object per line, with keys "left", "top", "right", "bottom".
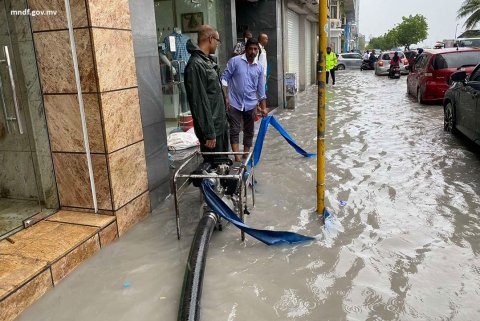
{"left": 17, "top": 71, "right": 480, "bottom": 321}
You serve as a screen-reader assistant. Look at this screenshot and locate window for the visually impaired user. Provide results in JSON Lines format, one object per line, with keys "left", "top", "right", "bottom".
{"left": 415, "top": 55, "right": 429, "bottom": 69}
{"left": 458, "top": 38, "right": 480, "bottom": 47}
{"left": 432, "top": 51, "right": 480, "bottom": 70}
{"left": 330, "top": 0, "right": 338, "bottom": 19}
{"left": 470, "top": 67, "right": 480, "bottom": 82}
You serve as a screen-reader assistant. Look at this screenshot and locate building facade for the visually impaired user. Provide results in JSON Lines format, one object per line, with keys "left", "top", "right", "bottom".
{"left": 0, "top": 1, "right": 357, "bottom": 320}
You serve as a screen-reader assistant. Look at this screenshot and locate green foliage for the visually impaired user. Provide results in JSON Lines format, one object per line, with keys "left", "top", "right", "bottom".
{"left": 457, "top": 0, "right": 480, "bottom": 30}
{"left": 396, "top": 15, "right": 428, "bottom": 50}
{"left": 367, "top": 14, "right": 428, "bottom": 51}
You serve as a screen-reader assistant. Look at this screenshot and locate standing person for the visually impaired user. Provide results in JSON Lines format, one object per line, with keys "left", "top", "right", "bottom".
{"left": 232, "top": 30, "right": 253, "bottom": 56}
{"left": 222, "top": 38, "right": 269, "bottom": 162}
{"left": 326, "top": 47, "right": 337, "bottom": 85}
{"left": 184, "top": 25, "right": 228, "bottom": 163}
{"left": 258, "top": 33, "right": 269, "bottom": 84}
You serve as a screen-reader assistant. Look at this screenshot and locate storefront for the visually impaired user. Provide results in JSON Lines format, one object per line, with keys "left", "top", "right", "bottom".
{"left": 285, "top": 1, "right": 318, "bottom": 92}
{"left": 0, "top": 0, "right": 58, "bottom": 240}
{"left": 153, "top": 0, "right": 232, "bottom": 134}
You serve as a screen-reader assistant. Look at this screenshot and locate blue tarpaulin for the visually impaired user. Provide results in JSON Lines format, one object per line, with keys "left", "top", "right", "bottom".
{"left": 201, "top": 180, "right": 315, "bottom": 245}
{"left": 198, "top": 115, "right": 317, "bottom": 245}
{"left": 249, "top": 115, "right": 316, "bottom": 168}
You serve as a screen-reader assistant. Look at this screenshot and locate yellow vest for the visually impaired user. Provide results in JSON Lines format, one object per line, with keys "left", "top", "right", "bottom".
{"left": 326, "top": 52, "right": 337, "bottom": 71}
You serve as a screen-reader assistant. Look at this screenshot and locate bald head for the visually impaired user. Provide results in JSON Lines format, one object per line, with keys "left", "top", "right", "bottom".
{"left": 198, "top": 25, "right": 217, "bottom": 43}
{"left": 258, "top": 33, "right": 268, "bottom": 46}
{"left": 197, "top": 24, "right": 220, "bottom": 55}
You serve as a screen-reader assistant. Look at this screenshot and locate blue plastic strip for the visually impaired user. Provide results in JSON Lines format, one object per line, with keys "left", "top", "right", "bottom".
{"left": 201, "top": 180, "right": 314, "bottom": 245}
{"left": 249, "top": 115, "right": 316, "bottom": 168}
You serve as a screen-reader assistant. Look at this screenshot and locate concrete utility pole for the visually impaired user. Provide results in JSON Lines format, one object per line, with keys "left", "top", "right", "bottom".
{"left": 317, "top": 0, "right": 327, "bottom": 216}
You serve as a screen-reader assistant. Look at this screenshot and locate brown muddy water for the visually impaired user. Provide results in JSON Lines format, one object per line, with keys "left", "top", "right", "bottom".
{"left": 17, "top": 71, "right": 480, "bottom": 321}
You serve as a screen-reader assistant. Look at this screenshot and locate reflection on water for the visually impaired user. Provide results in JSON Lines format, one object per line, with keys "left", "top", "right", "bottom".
{"left": 202, "top": 71, "right": 480, "bottom": 320}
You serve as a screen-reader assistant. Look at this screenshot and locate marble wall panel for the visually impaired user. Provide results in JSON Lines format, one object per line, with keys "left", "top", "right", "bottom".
{"left": 100, "top": 88, "right": 143, "bottom": 153}
{"left": 108, "top": 141, "right": 148, "bottom": 210}
{"left": 46, "top": 210, "right": 115, "bottom": 227}
{"left": 33, "top": 29, "right": 97, "bottom": 94}
{"left": 87, "top": 0, "right": 131, "bottom": 30}
{"left": 0, "top": 254, "right": 47, "bottom": 301}
{"left": 91, "top": 28, "right": 137, "bottom": 92}
{"left": 44, "top": 94, "right": 105, "bottom": 153}
{"left": 52, "top": 153, "right": 112, "bottom": 210}
{"left": 0, "top": 151, "right": 38, "bottom": 199}
{"left": 99, "top": 221, "right": 118, "bottom": 247}
{"left": 51, "top": 234, "right": 100, "bottom": 285}
{"left": 115, "top": 191, "right": 149, "bottom": 236}
{"left": 0, "top": 221, "right": 97, "bottom": 262}
{"left": 0, "top": 269, "right": 52, "bottom": 321}
{"left": 27, "top": 0, "right": 89, "bottom": 32}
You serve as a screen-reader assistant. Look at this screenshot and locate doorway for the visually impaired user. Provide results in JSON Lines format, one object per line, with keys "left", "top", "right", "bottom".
{"left": 0, "top": 0, "right": 58, "bottom": 239}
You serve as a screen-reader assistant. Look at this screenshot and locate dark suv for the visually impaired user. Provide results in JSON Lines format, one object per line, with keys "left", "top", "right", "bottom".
{"left": 443, "top": 63, "right": 480, "bottom": 145}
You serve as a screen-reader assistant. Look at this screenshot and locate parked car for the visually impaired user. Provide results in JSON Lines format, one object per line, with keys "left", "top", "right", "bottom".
{"left": 336, "top": 52, "right": 363, "bottom": 70}
{"left": 443, "top": 64, "right": 480, "bottom": 145}
{"left": 407, "top": 48, "right": 480, "bottom": 104}
{"left": 374, "top": 51, "right": 409, "bottom": 76}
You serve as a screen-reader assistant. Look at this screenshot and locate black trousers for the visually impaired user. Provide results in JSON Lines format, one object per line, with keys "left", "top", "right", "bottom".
{"left": 326, "top": 69, "right": 336, "bottom": 84}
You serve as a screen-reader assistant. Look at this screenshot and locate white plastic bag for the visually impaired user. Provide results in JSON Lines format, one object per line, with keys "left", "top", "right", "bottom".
{"left": 167, "top": 131, "right": 200, "bottom": 151}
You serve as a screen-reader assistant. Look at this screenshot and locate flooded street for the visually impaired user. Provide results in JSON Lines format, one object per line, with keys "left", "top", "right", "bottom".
{"left": 17, "top": 70, "right": 480, "bottom": 321}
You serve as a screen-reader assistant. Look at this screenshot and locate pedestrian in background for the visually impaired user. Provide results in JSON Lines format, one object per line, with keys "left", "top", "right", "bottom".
{"left": 222, "top": 38, "right": 269, "bottom": 162}
{"left": 232, "top": 30, "right": 253, "bottom": 56}
{"left": 184, "top": 25, "right": 229, "bottom": 163}
{"left": 326, "top": 47, "right": 337, "bottom": 85}
{"left": 258, "top": 33, "right": 269, "bottom": 85}
{"left": 363, "top": 50, "right": 370, "bottom": 61}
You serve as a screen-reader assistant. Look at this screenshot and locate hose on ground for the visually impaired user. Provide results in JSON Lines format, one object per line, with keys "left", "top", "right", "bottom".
{"left": 177, "top": 211, "right": 217, "bottom": 321}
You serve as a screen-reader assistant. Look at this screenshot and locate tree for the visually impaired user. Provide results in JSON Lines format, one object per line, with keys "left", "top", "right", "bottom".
{"left": 384, "top": 27, "right": 400, "bottom": 49}
{"left": 457, "top": 0, "right": 480, "bottom": 30}
{"left": 368, "top": 36, "right": 385, "bottom": 49}
{"left": 395, "top": 15, "right": 428, "bottom": 50}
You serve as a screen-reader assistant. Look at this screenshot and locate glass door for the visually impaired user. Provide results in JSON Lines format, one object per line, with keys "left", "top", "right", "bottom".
{"left": 0, "top": 0, "right": 58, "bottom": 239}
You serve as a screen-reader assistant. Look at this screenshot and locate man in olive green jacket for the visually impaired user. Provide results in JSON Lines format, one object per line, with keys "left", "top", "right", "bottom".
{"left": 326, "top": 47, "right": 338, "bottom": 85}
{"left": 184, "top": 25, "right": 228, "bottom": 163}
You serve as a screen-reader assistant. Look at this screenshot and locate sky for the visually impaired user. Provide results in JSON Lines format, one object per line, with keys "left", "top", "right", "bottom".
{"left": 359, "top": 0, "right": 470, "bottom": 47}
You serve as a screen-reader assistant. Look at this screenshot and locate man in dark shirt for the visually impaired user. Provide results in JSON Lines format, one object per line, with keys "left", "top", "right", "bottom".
{"left": 184, "top": 25, "right": 228, "bottom": 163}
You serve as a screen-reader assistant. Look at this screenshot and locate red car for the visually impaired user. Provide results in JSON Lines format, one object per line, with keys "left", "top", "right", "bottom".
{"left": 406, "top": 48, "right": 480, "bottom": 104}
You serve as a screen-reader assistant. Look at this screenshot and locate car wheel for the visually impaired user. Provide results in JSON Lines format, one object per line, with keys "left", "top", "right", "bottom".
{"left": 444, "top": 102, "right": 456, "bottom": 133}
{"left": 417, "top": 88, "right": 424, "bottom": 104}
{"left": 337, "top": 64, "right": 346, "bottom": 70}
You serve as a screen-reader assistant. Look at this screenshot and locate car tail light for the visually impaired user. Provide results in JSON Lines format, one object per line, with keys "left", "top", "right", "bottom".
{"left": 378, "top": 61, "right": 384, "bottom": 66}
{"left": 404, "top": 58, "right": 409, "bottom": 65}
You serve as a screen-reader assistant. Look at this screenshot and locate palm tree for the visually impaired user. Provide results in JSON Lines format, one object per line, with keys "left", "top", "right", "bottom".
{"left": 457, "top": 0, "right": 480, "bottom": 30}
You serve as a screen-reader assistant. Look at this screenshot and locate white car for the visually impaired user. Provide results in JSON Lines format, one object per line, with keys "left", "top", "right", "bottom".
{"left": 336, "top": 52, "right": 363, "bottom": 70}
{"left": 374, "top": 51, "right": 409, "bottom": 76}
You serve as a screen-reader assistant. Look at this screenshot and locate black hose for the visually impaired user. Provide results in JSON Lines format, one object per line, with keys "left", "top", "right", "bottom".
{"left": 178, "top": 211, "right": 217, "bottom": 321}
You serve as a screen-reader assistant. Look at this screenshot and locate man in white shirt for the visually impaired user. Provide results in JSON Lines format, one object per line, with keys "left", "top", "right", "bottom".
{"left": 363, "top": 50, "right": 370, "bottom": 61}
{"left": 258, "top": 33, "right": 269, "bottom": 85}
